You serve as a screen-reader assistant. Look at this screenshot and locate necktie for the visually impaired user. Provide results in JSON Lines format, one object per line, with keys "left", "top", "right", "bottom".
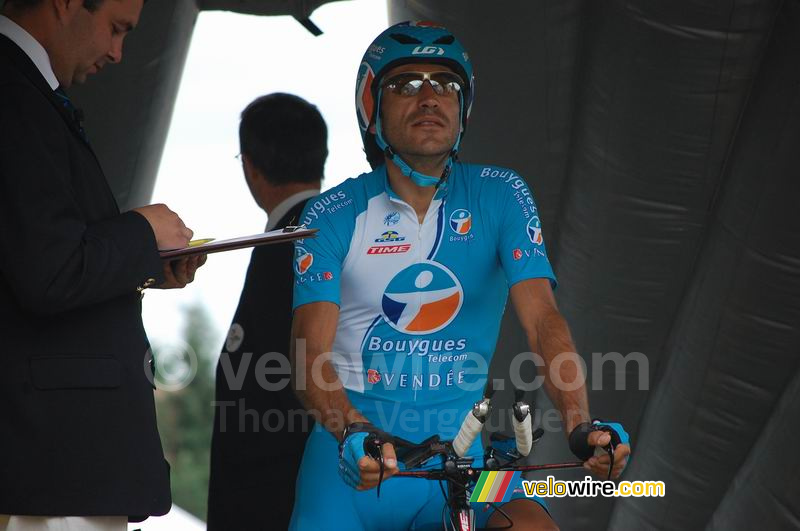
{"left": 53, "top": 86, "right": 88, "bottom": 142}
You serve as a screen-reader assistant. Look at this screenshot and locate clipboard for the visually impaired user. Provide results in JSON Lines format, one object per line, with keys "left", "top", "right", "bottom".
{"left": 159, "top": 226, "right": 317, "bottom": 260}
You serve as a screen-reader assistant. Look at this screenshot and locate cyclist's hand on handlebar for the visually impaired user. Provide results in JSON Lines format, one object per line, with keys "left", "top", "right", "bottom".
{"left": 569, "top": 420, "right": 631, "bottom": 480}
{"left": 338, "top": 423, "right": 400, "bottom": 491}
{"left": 339, "top": 431, "right": 368, "bottom": 488}
{"left": 356, "top": 442, "right": 399, "bottom": 491}
{"left": 584, "top": 430, "right": 630, "bottom": 479}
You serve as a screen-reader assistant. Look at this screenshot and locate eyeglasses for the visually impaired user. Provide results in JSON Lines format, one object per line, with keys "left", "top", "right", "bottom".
{"left": 381, "top": 71, "right": 463, "bottom": 97}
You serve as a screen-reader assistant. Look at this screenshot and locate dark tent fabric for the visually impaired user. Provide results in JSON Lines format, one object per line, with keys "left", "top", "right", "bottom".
{"left": 611, "top": 0, "right": 800, "bottom": 527}
{"left": 706, "top": 368, "right": 800, "bottom": 530}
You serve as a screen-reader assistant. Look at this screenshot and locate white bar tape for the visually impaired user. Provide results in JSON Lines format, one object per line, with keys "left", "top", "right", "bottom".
{"left": 452, "top": 412, "right": 484, "bottom": 457}
{"left": 513, "top": 414, "right": 533, "bottom": 456}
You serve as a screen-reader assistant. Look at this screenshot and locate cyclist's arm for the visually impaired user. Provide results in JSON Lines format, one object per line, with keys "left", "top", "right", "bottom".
{"left": 290, "top": 301, "right": 369, "bottom": 441}
{"left": 290, "top": 301, "right": 398, "bottom": 488}
{"left": 509, "top": 277, "right": 590, "bottom": 434}
{"left": 510, "top": 278, "right": 631, "bottom": 477}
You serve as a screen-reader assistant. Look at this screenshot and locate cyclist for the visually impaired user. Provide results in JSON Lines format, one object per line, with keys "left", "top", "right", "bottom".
{"left": 289, "top": 21, "right": 631, "bottom": 530}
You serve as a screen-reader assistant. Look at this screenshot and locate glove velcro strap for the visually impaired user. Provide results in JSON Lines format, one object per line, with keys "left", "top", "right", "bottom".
{"left": 569, "top": 419, "right": 626, "bottom": 461}
{"left": 568, "top": 422, "right": 595, "bottom": 461}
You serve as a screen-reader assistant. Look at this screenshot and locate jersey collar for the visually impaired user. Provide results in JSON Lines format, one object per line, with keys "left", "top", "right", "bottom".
{"left": 382, "top": 164, "right": 450, "bottom": 203}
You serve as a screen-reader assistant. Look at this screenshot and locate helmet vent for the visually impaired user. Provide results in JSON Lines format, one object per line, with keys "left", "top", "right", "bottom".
{"left": 433, "top": 35, "right": 455, "bottom": 45}
{"left": 389, "top": 33, "right": 422, "bottom": 45}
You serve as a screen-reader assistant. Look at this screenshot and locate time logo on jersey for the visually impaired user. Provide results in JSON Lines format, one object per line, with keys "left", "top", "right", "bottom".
{"left": 381, "top": 261, "right": 463, "bottom": 335}
{"left": 449, "top": 209, "right": 472, "bottom": 235}
{"left": 294, "top": 247, "right": 314, "bottom": 275}
{"left": 527, "top": 216, "right": 544, "bottom": 245}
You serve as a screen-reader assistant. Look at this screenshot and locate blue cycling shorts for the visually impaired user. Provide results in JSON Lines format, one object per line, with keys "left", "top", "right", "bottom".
{"left": 289, "top": 428, "right": 548, "bottom": 530}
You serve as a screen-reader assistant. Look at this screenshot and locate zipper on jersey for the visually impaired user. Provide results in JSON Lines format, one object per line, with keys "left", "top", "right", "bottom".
{"left": 388, "top": 195, "right": 443, "bottom": 261}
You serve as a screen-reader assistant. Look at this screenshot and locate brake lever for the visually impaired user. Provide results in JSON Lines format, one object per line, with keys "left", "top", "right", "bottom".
{"left": 592, "top": 426, "right": 617, "bottom": 481}
{"left": 395, "top": 435, "right": 442, "bottom": 469}
{"left": 364, "top": 433, "right": 386, "bottom": 498}
{"left": 603, "top": 441, "right": 616, "bottom": 480}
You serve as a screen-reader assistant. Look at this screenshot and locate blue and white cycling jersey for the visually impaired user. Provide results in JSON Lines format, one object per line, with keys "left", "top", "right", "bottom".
{"left": 293, "top": 161, "right": 556, "bottom": 445}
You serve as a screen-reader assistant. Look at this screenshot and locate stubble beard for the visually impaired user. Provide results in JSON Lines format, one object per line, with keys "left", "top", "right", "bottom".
{"left": 387, "top": 127, "right": 457, "bottom": 169}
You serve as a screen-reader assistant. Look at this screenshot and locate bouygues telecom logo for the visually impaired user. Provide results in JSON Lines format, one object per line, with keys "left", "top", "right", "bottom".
{"left": 294, "top": 247, "right": 314, "bottom": 275}
{"left": 381, "top": 261, "right": 463, "bottom": 335}
{"left": 449, "top": 209, "right": 472, "bottom": 235}
{"left": 527, "top": 216, "right": 543, "bottom": 245}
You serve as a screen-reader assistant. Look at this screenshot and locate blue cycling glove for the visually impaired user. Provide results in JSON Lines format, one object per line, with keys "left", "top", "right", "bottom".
{"left": 339, "top": 422, "right": 401, "bottom": 495}
{"left": 595, "top": 421, "right": 630, "bottom": 446}
{"left": 338, "top": 431, "right": 369, "bottom": 488}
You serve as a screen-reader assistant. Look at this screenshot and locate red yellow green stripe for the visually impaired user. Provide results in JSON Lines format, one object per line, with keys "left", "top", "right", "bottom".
{"left": 469, "top": 471, "right": 522, "bottom": 503}
{"left": 478, "top": 471, "right": 498, "bottom": 501}
{"left": 496, "top": 471, "right": 516, "bottom": 502}
{"left": 471, "top": 471, "right": 490, "bottom": 500}
{"left": 484, "top": 471, "right": 502, "bottom": 501}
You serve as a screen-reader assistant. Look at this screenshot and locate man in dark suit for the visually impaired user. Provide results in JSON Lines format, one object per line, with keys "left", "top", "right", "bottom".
{"left": 0, "top": 0, "right": 204, "bottom": 529}
{"left": 207, "top": 93, "right": 326, "bottom": 530}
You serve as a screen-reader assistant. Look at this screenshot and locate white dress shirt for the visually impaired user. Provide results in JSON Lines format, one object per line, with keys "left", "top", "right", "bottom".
{"left": 264, "top": 188, "right": 320, "bottom": 231}
{"left": 0, "top": 15, "right": 58, "bottom": 90}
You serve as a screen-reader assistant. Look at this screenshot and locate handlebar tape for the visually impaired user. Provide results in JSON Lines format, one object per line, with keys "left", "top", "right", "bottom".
{"left": 453, "top": 412, "right": 484, "bottom": 457}
{"left": 512, "top": 414, "right": 533, "bottom": 456}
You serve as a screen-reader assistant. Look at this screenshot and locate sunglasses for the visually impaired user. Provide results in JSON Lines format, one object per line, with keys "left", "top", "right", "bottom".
{"left": 381, "top": 71, "right": 464, "bottom": 97}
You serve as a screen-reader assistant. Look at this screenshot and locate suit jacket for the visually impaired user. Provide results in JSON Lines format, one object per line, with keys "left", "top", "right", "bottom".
{"left": 0, "top": 35, "right": 171, "bottom": 518}
{"left": 207, "top": 201, "right": 315, "bottom": 531}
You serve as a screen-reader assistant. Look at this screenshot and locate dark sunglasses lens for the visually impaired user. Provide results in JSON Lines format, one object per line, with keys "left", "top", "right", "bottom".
{"left": 401, "top": 79, "right": 424, "bottom": 96}
{"left": 430, "top": 73, "right": 463, "bottom": 94}
{"left": 385, "top": 73, "right": 463, "bottom": 96}
{"left": 385, "top": 74, "right": 421, "bottom": 95}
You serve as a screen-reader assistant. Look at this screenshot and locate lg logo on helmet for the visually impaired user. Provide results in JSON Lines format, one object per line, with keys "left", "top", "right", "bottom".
{"left": 412, "top": 46, "right": 445, "bottom": 56}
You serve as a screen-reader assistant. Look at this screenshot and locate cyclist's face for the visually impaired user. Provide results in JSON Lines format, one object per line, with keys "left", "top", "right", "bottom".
{"left": 378, "top": 63, "right": 461, "bottom": 161}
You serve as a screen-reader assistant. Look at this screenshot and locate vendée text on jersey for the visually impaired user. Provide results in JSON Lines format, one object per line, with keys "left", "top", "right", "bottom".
{"left": 358, "top": 336, "right": 486, "bottom": 392}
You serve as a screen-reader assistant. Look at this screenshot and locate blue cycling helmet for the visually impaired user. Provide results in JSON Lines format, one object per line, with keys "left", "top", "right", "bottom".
{"left": 355, "top": 21, "right": 475, "bottom": 186}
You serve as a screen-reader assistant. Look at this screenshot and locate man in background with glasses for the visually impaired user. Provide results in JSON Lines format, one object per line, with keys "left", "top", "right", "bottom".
{"left": 207, "top": 93, "right": 325, "bottom": 531}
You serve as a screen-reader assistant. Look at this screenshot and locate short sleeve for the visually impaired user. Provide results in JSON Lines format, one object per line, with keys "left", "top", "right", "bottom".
{"left": 490, "top": 170, "right": 558, "bottom": 288}
{"left": 292, "top": 191, "right": 352, "bottom": 309}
